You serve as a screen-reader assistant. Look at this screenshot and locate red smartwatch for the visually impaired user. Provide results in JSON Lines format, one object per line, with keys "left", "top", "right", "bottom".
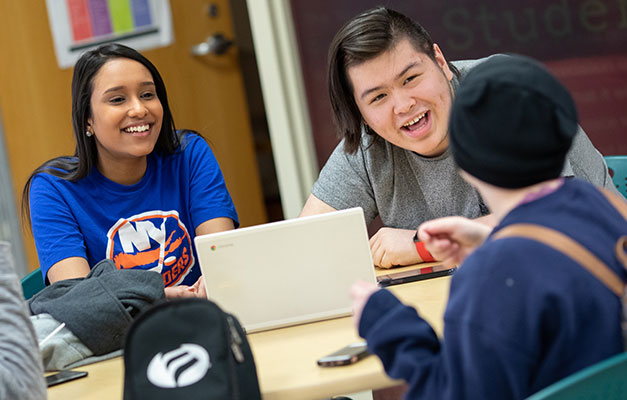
{"left": 413, "top": 232, "right": 436, "bottom": 262}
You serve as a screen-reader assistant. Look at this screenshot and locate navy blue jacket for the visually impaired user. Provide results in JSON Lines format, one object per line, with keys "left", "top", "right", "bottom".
{"left": 360, "top": 179, "right": 626, "bottom": 399}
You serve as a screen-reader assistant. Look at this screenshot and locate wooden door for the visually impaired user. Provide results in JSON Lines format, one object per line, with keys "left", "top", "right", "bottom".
{"left": 0, "top": 0, "right": 267, "bottom": 270}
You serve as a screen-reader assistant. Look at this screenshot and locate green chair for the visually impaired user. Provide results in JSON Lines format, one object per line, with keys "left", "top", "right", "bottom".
{"left": 21, "top": 267, "right": 45, "bottom": 300}
{"left": 605, "top": 155, "right": 627, "bottom": 198}
{"left": 526, "top": 352, "right": 627, "bottom": 400}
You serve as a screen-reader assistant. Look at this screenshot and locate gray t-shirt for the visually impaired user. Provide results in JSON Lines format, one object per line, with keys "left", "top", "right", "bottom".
{"left": 312, "top": 56, "right": 617, "bottom": 228}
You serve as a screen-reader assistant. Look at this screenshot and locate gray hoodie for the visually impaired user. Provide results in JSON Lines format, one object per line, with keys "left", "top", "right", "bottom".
{"left": 0, "top": 241, "right": 46, "bottom": 400}
{"left": 29, "top": 259, "right": 165, "bottom": 356}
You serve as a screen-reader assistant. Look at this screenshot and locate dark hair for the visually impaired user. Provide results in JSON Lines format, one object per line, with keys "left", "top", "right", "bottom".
{"left": 22, "top": 43, "right": 180, "bottom": 227}
{"left": 328, "top": 6, "right": 460, "bottom": 153}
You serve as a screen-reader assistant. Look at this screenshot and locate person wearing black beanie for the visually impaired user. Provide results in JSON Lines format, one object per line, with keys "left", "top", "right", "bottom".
{"left": 350, "top": 54, "right": 627, "bottom": 399}
{"left": 449, "top": 54, "right": 578, "bottom": 189}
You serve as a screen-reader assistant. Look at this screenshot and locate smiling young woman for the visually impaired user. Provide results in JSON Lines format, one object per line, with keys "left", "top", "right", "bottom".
{"left": 22, "top": 44, "right": 238, "bottom": 299}
{"left": 87, "top": 58, "right": 164, "bottom": 185}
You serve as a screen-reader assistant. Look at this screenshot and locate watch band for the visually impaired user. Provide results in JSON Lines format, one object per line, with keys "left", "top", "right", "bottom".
{"left": 413, "top": 233, "right": 435, "bottom": 262}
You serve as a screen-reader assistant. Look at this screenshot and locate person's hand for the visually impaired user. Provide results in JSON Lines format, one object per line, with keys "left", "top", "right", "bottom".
{"left": 418, "top": 216, "right": 492, "bottom": 268}
{"left": 369, "top": 227, "right": 420, "bottom": 269}
{"left": 350, "top": 280, "right": 380, "bottom": 330}
{"left": 164, "top": 285, "right": 198, "bottom": 299}
{"left": 191, "top": 276, "right": 207, "bottom": 298}
{"left": 164, "top": 278, "right": 207, "bottom": 299}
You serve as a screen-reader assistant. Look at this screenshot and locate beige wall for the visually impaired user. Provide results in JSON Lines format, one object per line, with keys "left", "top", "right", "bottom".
{"left": 0, "top": 2, "right": 75, "bottom": 270}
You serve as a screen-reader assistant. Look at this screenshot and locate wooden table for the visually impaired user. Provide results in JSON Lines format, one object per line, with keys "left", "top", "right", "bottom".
{"left": 48, "top": 274, "right": 451, "bottom": 400}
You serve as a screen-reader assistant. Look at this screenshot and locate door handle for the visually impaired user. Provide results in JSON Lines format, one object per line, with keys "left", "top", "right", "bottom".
{"left": 190, "top": 33, "right": 234, "bottom": 56}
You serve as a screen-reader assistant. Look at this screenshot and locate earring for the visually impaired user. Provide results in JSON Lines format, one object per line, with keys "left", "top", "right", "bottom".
{"left": 86, "top": 130, "right": 93, "bottom": 137}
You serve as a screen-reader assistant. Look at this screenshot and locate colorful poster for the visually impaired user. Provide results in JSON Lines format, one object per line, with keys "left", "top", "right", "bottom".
{"left": 67, "top": 0, "right": 92, "bottom": 41}
{"left": 107, "top": 0, "right": 134, "bottom": 34}
{"left": 88, "top": 0, "right": 113, "bottom": 37}
{"left": 46, "top": 0, "right": 173, "bottom": 68}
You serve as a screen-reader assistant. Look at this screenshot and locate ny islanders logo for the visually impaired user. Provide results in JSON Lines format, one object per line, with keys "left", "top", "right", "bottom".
{"left": 106, "top": 210, "right": 194, "bottom": 287}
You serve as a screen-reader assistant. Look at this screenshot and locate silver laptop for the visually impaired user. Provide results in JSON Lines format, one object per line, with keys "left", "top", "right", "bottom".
{"left": 194, "top": 208, "right": 376, "bottom": 333}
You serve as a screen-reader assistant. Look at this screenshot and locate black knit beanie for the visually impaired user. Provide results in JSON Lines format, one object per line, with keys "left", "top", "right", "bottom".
{"left": 449, "top": 54, "right": 578, "bottom": 188}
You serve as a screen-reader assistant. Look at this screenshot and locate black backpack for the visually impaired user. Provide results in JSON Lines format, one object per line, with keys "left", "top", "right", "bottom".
{"left": 123, "top": 298, "right": 261, "bottom": 400}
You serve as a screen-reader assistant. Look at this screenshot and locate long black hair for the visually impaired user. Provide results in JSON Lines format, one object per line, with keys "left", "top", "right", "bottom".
{"left": 327, "top": 7, "right": 460, "bottom": 153}
{"left": 22, "top": 43, "right": 180, "bottom": 226}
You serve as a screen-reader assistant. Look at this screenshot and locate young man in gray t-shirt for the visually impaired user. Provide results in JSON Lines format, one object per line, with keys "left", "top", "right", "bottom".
{"left": 300, "top": 7, "right": 617, "bottom": 269}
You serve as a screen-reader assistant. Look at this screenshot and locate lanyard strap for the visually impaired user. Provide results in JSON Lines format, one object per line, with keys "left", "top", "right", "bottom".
{"left": 493, "top": 187, "right": 627, "bottom": 296}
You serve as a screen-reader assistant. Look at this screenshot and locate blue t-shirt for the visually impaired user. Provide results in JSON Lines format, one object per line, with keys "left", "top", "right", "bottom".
{"left": 30, "top": 133, "right": 238, "bottom": 287}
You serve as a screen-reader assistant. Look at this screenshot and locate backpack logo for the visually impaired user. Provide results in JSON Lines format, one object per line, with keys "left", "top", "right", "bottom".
{"left": 146, "top": 343, "right": 211, "bottom": 388}
{"left": 105, "top": 210, "right": 195, "bottom": 287}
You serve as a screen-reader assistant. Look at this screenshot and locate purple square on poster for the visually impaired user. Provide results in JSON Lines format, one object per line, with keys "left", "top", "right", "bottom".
{"left": 87, "top": 0, "right": 112, "bottom": 36}
{"left": 131, "top": 0, "right": 152, "bottom": 27}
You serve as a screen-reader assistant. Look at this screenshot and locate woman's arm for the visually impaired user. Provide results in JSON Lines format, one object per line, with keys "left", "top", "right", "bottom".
{"left": 46, "top": 256, "right": 91, "bottom": 284}
{"left": 165, "top": 217, "right": 236, "bottom": 299}
{"left": 164, "top": 136, "right": 239, "bottom": 299}
{"left": 195, "top": 217, "right": 235, "bottom": 235}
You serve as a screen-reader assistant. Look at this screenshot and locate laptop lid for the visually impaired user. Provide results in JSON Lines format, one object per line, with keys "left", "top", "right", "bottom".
{"left": 194, "top": 208, "right": 376, "bottom": 333}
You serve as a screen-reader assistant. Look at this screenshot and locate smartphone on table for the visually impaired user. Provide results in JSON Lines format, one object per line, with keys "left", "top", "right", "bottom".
{"left": 46, "top": 370, "right": 88, "bottom": 387}
{"left": 317, "top": 341, "right": 370, "bottom": 367}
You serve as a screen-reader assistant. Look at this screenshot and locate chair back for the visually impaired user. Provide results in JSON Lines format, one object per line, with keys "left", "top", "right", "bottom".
{"left": 526, "top": 352, "right": 627, "bottom": 400}
{"left": 605, "top": 155, "right": 627, "bottom": 198}
{"left": 21, "top": 268, "right": 45, "bottom": 300}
